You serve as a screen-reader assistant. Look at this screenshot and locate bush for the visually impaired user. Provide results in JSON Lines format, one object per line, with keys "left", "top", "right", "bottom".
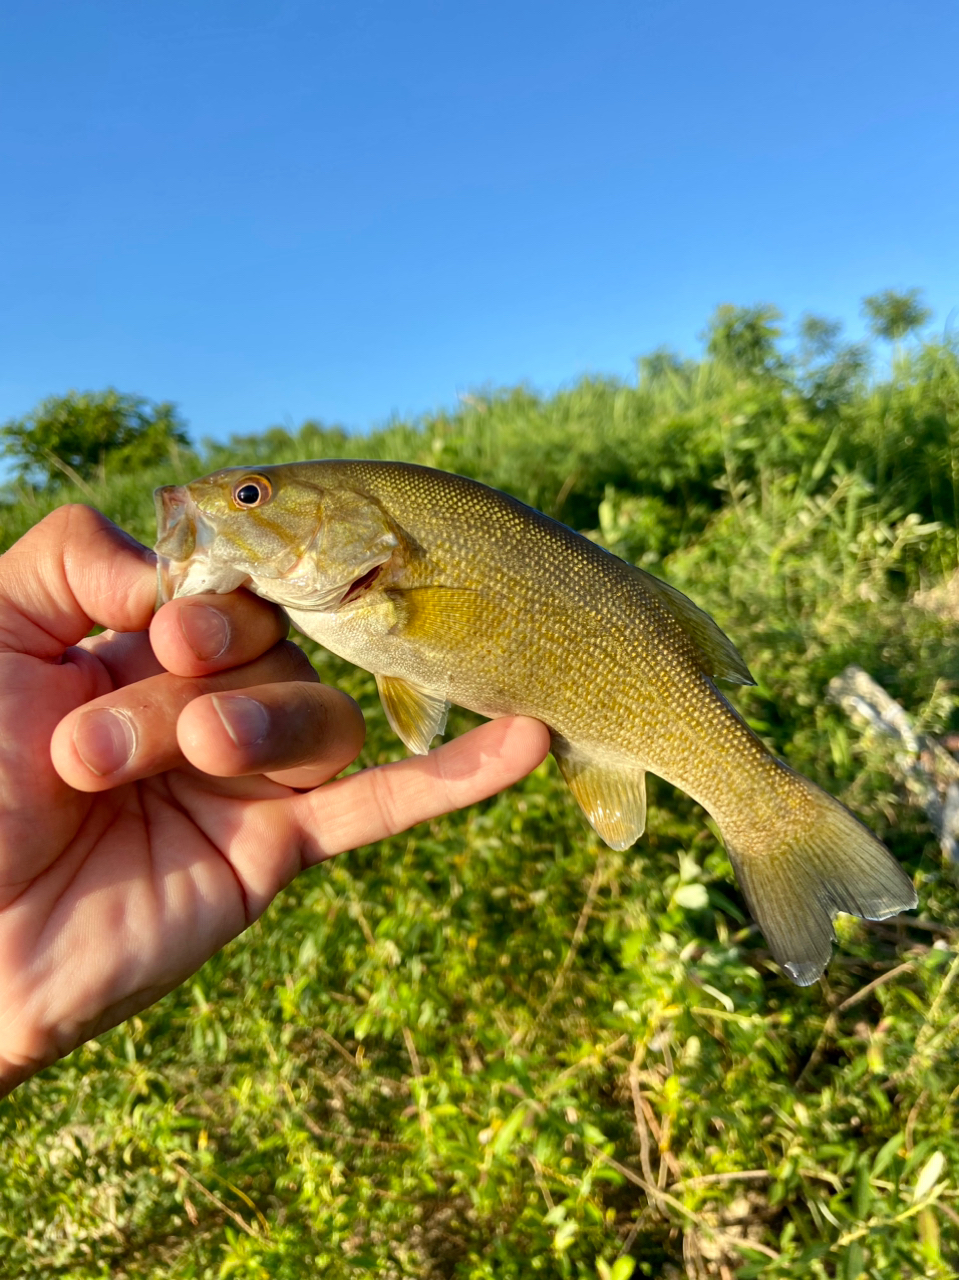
{"left": 1, "top": 389, "right": 191, "bottom": 489}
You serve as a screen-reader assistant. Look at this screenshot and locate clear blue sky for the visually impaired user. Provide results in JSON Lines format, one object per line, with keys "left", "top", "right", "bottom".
{"left": 2, "top": 0, "right": 957, "bottom": 446}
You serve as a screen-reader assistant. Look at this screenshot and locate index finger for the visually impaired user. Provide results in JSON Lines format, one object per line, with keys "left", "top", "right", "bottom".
{"left": 292, "top": 715, "right": 551, "bottom": 862}
{"left": 0, "top": 505, "right": 156, "bottom": 658}
{"left": 149, "top": 592, "right": 290, "bottom": 677}
{"left": 205, "top": 715, "right": 551, "bottom": 913}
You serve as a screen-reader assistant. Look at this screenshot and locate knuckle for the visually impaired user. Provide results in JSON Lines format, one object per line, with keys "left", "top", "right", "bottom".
{"left": 370, "top": 773, "right": 402, "bottom": 835}
{"left": 284, "top": 641, "right": 318, "bottom": 681}
{"left": 429, "top": 737, "right": 458, "bottom": 793}
{"left": 261, "top": 640, "right": 315, "bottom": 684}
{"left": 18, "top": 504, "right": 105, "bottom": 564}
{"left": 49, "top": 503, "right": 103, "bottom": 536}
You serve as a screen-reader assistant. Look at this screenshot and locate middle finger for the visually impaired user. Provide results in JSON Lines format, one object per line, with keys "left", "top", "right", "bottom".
{"left": 50, "top": 642, "right": 362, "bottom": 792}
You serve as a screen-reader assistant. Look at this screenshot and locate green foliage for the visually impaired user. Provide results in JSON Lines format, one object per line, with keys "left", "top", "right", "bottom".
{"left": 1, "top": 389, "right": 192, "bottom": 489}
{"left": 862, "top": 289, "right": 932, "bottom": 344}
{"left": 795, "top": 315, "right": 869, "bottom": 414}
{"left": 1, "top": 293, "right": 958, "bottom": 1277}
{"left": 703, "top": 303, "right": 785, "bottom": 377}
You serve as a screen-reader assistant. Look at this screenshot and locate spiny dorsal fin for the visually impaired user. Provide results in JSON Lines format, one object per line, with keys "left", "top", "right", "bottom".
{"left": 553, "top": 748, "right": 648, "bottom": 851}
{"left": 376, "top": 674, "right": 450, "bottom": 755}
{"left": 629, "top": 565, "right": 755, "bottom": 685}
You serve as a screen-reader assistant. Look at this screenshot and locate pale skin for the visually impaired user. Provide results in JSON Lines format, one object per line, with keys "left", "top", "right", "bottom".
{"left": 0, "top": 505, "right": 550, "bottom": 1097}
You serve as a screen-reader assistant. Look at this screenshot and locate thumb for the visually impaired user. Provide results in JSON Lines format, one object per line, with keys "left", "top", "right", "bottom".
{"left": 0, "top": 505, "right": 158, "bottom": 658}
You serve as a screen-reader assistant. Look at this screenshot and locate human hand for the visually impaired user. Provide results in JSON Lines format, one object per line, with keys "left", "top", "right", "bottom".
{"left": 0, "top": 505, "right": 550, "bottom": 1095}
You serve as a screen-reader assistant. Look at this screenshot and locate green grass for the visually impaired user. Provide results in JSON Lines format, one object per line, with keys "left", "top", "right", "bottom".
{"left": 2, "top": 316, "right": 958, "bottom": 1277}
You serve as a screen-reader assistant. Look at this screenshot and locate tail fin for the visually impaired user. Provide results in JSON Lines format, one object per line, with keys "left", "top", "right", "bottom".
{"left": 721, "top": 775, "right": 918, "bottom": 986}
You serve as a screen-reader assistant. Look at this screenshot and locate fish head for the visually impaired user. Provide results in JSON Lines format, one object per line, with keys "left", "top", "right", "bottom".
{"left": 154, "top": 464, "right": 399, "bottom": 609}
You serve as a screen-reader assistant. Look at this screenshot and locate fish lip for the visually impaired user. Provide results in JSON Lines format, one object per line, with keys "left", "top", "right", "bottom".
{"left": 156, "top": 558, "right": 173, "bottom": 608}
{"left": 153, "top": 483, "right": 222, "bottom": 604}
{"left": 154, "top": 484, "right": 188, "bottom": 604}
{"left": 154, "top": 485, "right": 193, "bottom": 552}
{"left": 155, "top": 482, "right": 187, "bottom": 520}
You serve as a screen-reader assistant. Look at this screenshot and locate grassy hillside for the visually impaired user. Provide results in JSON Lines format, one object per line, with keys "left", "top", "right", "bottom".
{"left": 2, "top": 309, "right": 958, "bottom": 1277}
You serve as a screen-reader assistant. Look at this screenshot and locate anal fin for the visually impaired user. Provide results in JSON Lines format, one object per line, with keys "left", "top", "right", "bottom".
{"left": 554, "top": 750, "right": 648, "bottom": 851}
{"left": 376, "top": 674, "right": 450, "bottom": 755}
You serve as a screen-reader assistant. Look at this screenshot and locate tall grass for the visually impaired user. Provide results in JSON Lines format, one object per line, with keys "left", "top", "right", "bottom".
{"left": 1, "top": 319, "right": 958, "bottom": 1277}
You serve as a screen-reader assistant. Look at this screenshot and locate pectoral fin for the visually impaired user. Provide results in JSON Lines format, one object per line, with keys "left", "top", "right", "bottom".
{"left": 376, "top": 674, "right": 450, "bottom": 755}
{"left": 554, "top": 750, "right": 648, "bottom": 851}
{"left": 390, "top": 586, "right": 486, "bottom": 643}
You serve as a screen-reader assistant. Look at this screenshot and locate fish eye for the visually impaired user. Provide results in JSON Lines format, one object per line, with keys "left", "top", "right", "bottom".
{"left": 232, "top": 476, "right": 272, "bottom": 508}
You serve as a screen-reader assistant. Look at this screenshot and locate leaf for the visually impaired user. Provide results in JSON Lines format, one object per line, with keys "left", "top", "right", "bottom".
{"left": 621, "top": 931, "right": 646, "bottom": 965}
{"left": 913, "top": 1151, "right": 946, "bottom": 1203}
{"left": 674, "top": 883, "right": 709, "bottom": 910}
{"left": 598, "top": 1260, "right": 637, "bottom": 1280}
{"left": 492, "top": 1103, "right": 529, "bottom": 1157}
{"left": 871, "top": 1131, "right": 904, "bottom": 1178}
{"left": 853, "top": 1159, "right": 872, "bottom": 1219}
{"left": 582, "top": 1122, "right": 608, "bottom": 1145}
{"left": 553, "top": 1220, "right": 578, "bottom": 1252}
{"left": 844, "top": 1240, "right": 865, "bottom": 1280}
{"left": 701, "top": 983, "right": 735, "bottom": 1013}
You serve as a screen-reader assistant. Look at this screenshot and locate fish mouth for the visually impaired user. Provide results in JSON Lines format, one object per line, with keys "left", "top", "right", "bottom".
{"left": 154, "top": 485, "right": 193, "bottom": 605}
{"left": 153, "top": 483, "right": 245, "bottom": 605}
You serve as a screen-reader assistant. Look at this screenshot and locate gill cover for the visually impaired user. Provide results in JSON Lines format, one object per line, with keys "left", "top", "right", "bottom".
{"left": 293, "top": 487, "right": 400, "bottom": 607}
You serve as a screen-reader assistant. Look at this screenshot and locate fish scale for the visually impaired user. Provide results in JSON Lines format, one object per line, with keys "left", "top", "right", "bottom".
{"left": 155, "top": 458, "right": 918, "bottom": 985}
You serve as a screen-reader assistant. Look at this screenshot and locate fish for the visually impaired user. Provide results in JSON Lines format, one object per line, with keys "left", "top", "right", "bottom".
{"left": 154, "top": 460, "right": 918, "bottom": 985}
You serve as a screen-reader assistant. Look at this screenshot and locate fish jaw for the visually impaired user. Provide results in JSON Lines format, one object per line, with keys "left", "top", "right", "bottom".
{"left": 153, "top": 483, "right": 250, "bottom": 603}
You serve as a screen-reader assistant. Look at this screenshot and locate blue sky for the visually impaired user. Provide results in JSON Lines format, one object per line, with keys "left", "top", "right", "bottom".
{"left": 2, "top": 0, "right": 958, "bottom": 446}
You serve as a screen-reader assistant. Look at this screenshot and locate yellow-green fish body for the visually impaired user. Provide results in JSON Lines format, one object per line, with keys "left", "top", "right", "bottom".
{"left": 155, "top": 460, "right": 917, "bottom": 984}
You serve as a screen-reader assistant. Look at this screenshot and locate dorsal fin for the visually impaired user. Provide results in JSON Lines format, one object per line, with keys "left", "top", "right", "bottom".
{"left": 629, "top": 565, "right": 755, "bottom": 685}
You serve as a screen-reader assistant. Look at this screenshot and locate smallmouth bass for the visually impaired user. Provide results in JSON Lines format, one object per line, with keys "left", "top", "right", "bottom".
{"left": 155, "top": 460, "right": 917, "bottom": 984}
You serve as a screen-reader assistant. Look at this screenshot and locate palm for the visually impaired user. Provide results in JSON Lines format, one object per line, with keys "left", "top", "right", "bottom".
{"left": 0, "top": 647, "right": 291, "bottom": 1072}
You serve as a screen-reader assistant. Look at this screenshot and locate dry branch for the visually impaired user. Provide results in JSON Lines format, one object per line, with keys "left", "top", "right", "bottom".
{"left": 826, "top": 664, "right": 959, "bottom": 865}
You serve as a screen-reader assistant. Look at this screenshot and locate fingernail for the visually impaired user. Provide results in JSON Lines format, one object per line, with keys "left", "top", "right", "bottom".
{"left": 179, "top": 605, "right": 230, "bottom": 661}
{"left": 74, "top": 709, "right": 137, "bottom": 776}
{"left": 212, "top": 694, "right": 269, "bottom": 747}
